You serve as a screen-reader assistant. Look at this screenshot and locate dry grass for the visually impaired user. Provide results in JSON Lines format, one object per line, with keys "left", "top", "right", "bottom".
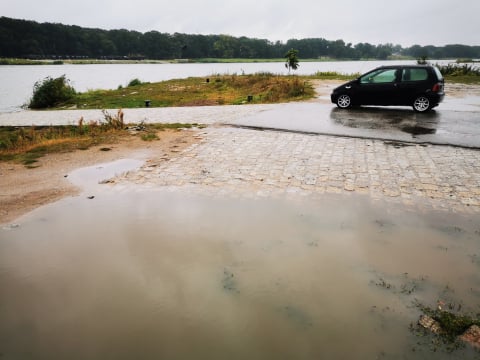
{"left": 0, "top": 108, "right": 204, "bottom": 167}
{"left": 61, "top": 73, "right": 315, "bottom": 109}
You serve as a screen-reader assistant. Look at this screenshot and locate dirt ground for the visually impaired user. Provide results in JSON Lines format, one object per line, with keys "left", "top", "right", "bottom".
{"left": 0, "top": 129, "right": 199, "bottom": 225}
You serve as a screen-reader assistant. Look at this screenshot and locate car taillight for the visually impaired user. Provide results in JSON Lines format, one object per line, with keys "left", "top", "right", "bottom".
{"left": 432, "top": 83, "right": 441, "bottom": 92}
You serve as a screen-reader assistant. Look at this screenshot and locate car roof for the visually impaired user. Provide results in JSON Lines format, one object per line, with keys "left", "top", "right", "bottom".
{"left": 375, "top": 64, "right": 434, "bottom": 70}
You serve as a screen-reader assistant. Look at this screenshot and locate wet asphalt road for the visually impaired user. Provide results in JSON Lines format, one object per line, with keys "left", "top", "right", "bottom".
{"left": 228, "top": 102, "right": 480, "bottom": 149}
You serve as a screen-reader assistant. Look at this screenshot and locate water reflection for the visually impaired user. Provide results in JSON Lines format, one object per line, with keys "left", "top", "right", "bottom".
{"left": 0, "top": 190, "right": 479, "bottom": 359}
{"left": 330, "top": 107, "right": 440, "bottom": 138}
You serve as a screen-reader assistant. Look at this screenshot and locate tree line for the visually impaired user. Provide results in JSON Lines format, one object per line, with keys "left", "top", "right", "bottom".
{"left": 1, "top": 16, "right": 479, "bottom": 60}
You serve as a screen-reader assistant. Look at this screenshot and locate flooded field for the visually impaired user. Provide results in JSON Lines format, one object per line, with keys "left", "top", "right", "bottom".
{"left": 1, "top": 189, "right": 479, "bottom": 359}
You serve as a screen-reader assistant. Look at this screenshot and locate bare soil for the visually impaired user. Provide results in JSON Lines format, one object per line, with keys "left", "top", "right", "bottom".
{"left": 0, "top": 129, "right": 198, "bottom": 225}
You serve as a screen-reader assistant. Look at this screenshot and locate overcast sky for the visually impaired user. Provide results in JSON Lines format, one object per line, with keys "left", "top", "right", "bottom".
{"left": 2, "top": 0, "right": 479, "bottom": 47}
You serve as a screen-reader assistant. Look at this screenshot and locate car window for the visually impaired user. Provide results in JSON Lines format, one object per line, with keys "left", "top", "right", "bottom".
{"left": 360, "top": 69, "right": 398, "bottom": 84}
{"left": 402, "top": 68, "right": 428, "bottom": 82}
{"left": 433, "top": 66, "right": 444, "bottom": 81}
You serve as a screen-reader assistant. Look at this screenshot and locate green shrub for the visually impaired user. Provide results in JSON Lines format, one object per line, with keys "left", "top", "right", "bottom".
{"left": 28, "top": 75, "right": 76, "bottom": 109}
{"left": 127, "top": 78, "right": 143, "bottom": 87}
{"left": 437, "top": 63, "right": 480, "bottom": 76}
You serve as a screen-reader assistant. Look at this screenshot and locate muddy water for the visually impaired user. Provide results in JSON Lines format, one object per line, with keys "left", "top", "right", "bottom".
{"left": 1, "top": 189, "right": 479, "bottom": 359}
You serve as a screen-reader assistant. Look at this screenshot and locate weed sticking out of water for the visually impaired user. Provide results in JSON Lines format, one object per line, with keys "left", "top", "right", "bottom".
{"left": 371, "top": 272, "right": 428, "bottom": 296}
{"left": 413, "top": 301, "right": 480, "bottom": 352}
{"left": 1, "top": 192, "right": 479, "bottom": 359}
{"left": 438, "top": 225, "right": 466, "bottom": 237}
{"left": 222, "top": 268, "right": 238, "bottom": 293}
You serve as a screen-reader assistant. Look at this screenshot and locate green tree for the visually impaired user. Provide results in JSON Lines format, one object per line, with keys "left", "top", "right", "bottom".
{"left": 213, "top": 35, "right": 238, "bottom": 58}
{"left": 284, "top": 48, "right": 299, "bottom": 74}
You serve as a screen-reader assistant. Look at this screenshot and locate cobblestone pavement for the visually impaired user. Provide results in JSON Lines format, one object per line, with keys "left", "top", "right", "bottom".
{"left": 117, "top": 126, "right": 480, "bottom": 213}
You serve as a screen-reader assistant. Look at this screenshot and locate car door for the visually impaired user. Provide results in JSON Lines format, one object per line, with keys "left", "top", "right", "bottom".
{"left": 357, "top": 68, "right": 400, "bottom": 105}
{"left": 396, "top": 67, "right": 430, "bottom": 105}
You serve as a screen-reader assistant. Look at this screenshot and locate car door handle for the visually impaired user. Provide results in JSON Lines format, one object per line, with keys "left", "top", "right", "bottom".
{"left": 345, "top": 85, "right": 351, "bottom": 89}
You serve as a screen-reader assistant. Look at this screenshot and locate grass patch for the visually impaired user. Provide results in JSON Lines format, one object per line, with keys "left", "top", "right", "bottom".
{"left": 444, "top": 75, "right": 480, "bottom": 84}
{"left": 420, "top": 306, "right": 479, "bottom": 341}
{"left": 140, "top": 133, "right": 159, "bottom": 141}
{"left": 0, "top": 126, "right": 115, "bottom": 166}
{"left": 53, "top": 73, "right": 315, "bottom": 109}
{"left": 149, "top": 123, "right": 198, "bottom": 130}
{"left": 0, "top": 119, "right": 203, "bottom": 166}
{"left": 437, "top": 63, "right": 480, "bottom": 84}
{"left": 0, "top": 58, "right": 61, "bottom": 65}
{"left": 309, "top": 71, "right": 360, "bottom": 80}
{"left": 413, "top": 301, "right": 480, "bottom": 352}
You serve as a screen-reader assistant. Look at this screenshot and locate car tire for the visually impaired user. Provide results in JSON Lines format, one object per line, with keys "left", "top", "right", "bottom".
{"left": 413, "top": 96, "right": 431, "bottom": 112}
{"left": 336, "top": 94, "right": 352, "bottom": 109}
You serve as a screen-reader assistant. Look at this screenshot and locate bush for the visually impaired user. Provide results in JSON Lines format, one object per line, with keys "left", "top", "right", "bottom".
{"left": 28, "top": 75, "right": 76, "bottom": 109}
{"left": 436, "top": 63, "right": 480, "bottom": 76}
{"left": 127, "top": 78, "right": 143, "bottom": 87}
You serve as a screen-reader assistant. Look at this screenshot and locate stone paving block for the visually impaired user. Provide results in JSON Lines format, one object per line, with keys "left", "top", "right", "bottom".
{"left": 116, "top": 127, "right": 480, "bottom": 213}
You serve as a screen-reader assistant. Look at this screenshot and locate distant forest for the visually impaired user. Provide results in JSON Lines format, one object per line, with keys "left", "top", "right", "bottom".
{"left": 1, "top": 16, "right": 480, "bottom": 60}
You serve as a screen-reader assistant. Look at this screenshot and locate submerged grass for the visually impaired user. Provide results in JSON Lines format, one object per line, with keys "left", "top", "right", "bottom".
{"left": 413, "top": 301, "right": 480, "bottom": 352}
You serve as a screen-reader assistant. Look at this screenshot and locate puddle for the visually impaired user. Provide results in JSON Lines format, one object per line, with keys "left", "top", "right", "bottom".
{"left": 401, "top": 125, "right": 437, "bottom": 136}
{"left": 231, "top": 101, "right": 480, "bottom": 148}
{"left": 68, "top": 158, "right": 144, "bottom": 190}
{"left": 0, "top": 190, "right": 479, "bottom": 359}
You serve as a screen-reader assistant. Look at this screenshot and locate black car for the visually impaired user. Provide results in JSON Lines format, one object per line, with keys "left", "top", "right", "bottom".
{"left": 331, "top": 65, "right": 444, "bottom": 112}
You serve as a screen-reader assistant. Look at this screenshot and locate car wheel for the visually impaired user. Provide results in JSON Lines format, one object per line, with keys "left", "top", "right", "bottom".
{"left": 413, "top": 96, "right": 431, "bottom": 112}
{"left": 336, "top": 94, "right": 352, "bottom": 109}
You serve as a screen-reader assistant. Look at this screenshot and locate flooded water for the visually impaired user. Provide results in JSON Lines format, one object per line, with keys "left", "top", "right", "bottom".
{"left": 1, "top": 59, "right": 458, "bottom": 113}
{"left": 1, "top": 184, "right": 479, "bottom": 359}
